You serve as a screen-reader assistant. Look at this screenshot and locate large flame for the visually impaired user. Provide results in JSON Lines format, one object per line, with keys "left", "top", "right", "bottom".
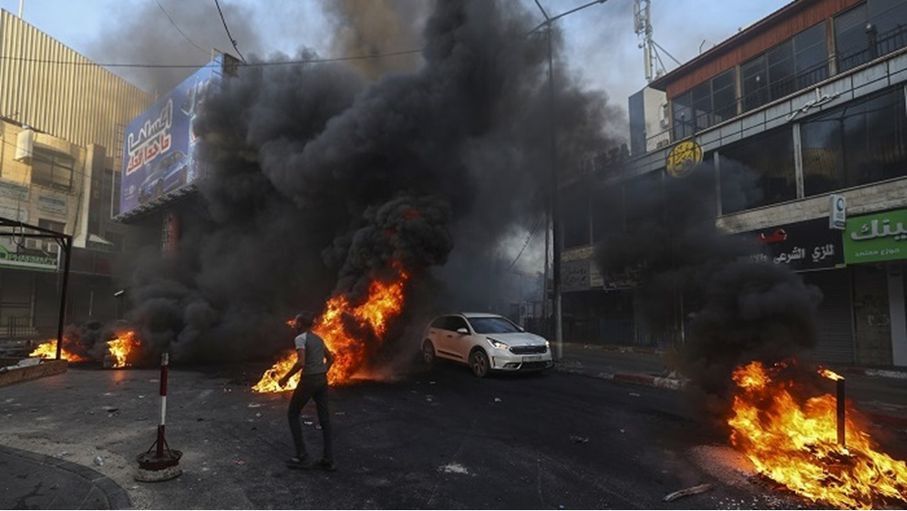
{"left": 253, "top": 267, "right": 409, "bottom": 392}
{"left": 728, "top": 361, "right": 907, "bottom": 509}
{"left": 29, "top": 339, "right": 87, "bottom": 362}
{"left": 106, "top": 330, "right": 140, "bottom": 368}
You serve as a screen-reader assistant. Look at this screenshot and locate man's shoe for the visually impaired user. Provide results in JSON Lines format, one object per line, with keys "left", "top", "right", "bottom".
{"left": 318, "top": 459, "right": 336, "bottom": 472}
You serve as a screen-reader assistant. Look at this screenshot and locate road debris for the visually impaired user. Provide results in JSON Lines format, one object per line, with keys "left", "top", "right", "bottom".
{"left": 493, "top": 397, "right": 502, "bottom": 403}
{"left": 439, "top": 463, "right": 470, "bottom": 475}
{"left": 247, "top": 403, "right": 262, "bottom": 408}
{"left": 570, "top": 435, "right": 590, "bottom": 444}
{"left": 663, "top": 483, "right": 713, "bottom": 502}
{"left": 93, "top": 456, "right": 104, "bottom": 467}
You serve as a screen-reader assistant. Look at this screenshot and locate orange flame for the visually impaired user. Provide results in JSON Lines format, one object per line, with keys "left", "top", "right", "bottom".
{"left": 728, "top": 361, "right": 907, "bottom": 509}
{"left": 253, "top": 267, "right": 409, "bottom": 392}
{"left": 106, "top": 330, "right": 140, "bottom": 368}
{"left": 29, "top": 339, "right": 87, "bottom": 362}
{"left": 819, "top": 367, "right": 845, "bottom": 381}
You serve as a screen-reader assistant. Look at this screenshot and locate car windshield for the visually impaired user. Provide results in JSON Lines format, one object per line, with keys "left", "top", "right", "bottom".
{"left": 467, "top": 317, "right": 520, "bottom": 334}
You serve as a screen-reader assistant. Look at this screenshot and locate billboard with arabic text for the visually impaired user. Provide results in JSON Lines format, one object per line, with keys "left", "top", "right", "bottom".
{"left": 119, "top": 56, "right": 223, "bottom": 216}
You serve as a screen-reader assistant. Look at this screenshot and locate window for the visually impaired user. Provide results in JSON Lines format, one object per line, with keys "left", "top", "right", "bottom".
{"left": 741, "top": 55, "right": 768, "bottom": 111}
{"left": 672, "top": 91, "right": 694, "bottom": 139}
{"left": 467, "top": 316, "right": 521, "bottom": 334}
{"left": 31, "top": 148, "right": 75, "bottom": 191}
{"left": 801, "top": 86, "right": 907, "bottom": 195}
{"left": 719, "top": 127, "right": 797, "bottom": 213}
{"left": 742, "top": 23, "right": 829, "bottom": 112}
{"left": 836, "top": 0, "right": 907, "bottom": 72}
{"left": 444, "top": 316, "right": 469, "bottom": 333}
{"left": 671, "top": 69, "right": 737, "bottom": 139}
{"left": 38, "top": 218, "right": 65, "bottom": 233}
{"left": 795, "top": 23, "right": 829, "bottom": 88}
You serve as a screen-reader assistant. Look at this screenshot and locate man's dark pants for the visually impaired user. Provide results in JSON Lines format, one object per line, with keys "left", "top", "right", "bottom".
{"left": 287, "top": 373, "right": 333, "bottom": 462}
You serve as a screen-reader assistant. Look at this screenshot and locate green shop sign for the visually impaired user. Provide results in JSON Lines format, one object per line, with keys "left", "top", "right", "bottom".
{"left": 843, "top": 208, "right": 907, "bottom": 264}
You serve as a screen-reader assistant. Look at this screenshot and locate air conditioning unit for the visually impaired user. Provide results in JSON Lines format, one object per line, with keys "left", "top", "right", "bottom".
{"left": 46, "top": 242, "right": 59, "bottom": 254}
{"left": 25, "top": 238, "right": 39, "bottom": 250}
{"left": 659, "top": 103, "right": 670, "bottom": 129}
{"left": 14, "top": 128, "right": 34, "bottom": 162}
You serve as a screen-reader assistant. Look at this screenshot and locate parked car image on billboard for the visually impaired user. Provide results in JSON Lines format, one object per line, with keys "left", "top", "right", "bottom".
{"left": 119, "top": 55, "right": 222, "bottom": 216}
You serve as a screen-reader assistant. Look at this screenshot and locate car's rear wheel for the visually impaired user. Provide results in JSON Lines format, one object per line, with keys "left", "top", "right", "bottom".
{"left": 469, "top": 349, "right": 489, "bottom": 378}
{"left": 422, "top": 340, "right": 436, "bottom": 366}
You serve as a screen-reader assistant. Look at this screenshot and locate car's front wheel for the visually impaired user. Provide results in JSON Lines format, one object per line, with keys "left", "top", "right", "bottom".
{"left": 422, "top": 340, "right": 436, "bottom": 366}
{"left": 469, "top": 349, "right": 489, "bottom": 378}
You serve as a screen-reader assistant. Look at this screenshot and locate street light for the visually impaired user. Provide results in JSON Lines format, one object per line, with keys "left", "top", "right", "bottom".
{"left": 530, "top": 0, "right": 608, "bottom": 360}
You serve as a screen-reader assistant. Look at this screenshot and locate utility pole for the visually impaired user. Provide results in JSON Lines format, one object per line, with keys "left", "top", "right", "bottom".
{"left": 531, "top": 0, "right": 607, "bottom": 361}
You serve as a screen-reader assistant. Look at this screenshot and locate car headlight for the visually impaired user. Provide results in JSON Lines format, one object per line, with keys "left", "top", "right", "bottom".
{"left": 545, "top": 340, "right": 550, "bottom": 350}
{"left": 487, "top": 338, "right": 509, "bottom": 350}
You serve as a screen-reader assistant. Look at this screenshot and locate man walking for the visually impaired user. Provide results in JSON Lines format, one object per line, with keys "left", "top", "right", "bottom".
{"left": 278, "top": 311, "right": 335, "bottom": 471}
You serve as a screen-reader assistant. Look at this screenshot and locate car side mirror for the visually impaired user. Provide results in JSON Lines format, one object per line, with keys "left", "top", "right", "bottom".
{"left": 456, "top": 327, "right": 469, "bottom": 335}
{"left": 518, "top": 326, "right": 525, "bottom": 332}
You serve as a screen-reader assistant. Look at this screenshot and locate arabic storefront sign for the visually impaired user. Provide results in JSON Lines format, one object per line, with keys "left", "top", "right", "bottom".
{"left": 0, "top": 238, "right": 58, "bottom": 271}
{"left": 843, "top": 208, "right": 907, "bottom": 264}
{"left": 665, "top": 139, "right": 703, "bottom": 178}
{"left": 740, "top": 218, "right": 844, "bottom": 271}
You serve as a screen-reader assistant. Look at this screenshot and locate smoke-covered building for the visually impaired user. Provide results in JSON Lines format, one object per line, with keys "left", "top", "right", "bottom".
{"left": 0, "top": 10, "right": 150, "bottom": 341}
{"left": 562, "top": 0, "right": 907, "bottom": 367}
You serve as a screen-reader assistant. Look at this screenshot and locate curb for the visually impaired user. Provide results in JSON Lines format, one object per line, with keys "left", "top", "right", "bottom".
{"left": 843, "top": 367, "right": 907, "bottom": 380}
{"left": 0, "top": 445, "right": 132, "bottom": 510}
{"left": 555, "top": 364, "right": 683, "bottom": 390}
{"left": 558, "top": 366, "right": 907, "bottom": 429}
{"left": 564, "top": 343, "right": 666, "bottom": 355}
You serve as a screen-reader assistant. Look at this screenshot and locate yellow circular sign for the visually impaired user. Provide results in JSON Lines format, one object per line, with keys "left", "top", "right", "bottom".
{"left": 665, "top": 139, "right": 703, "bottom": 177}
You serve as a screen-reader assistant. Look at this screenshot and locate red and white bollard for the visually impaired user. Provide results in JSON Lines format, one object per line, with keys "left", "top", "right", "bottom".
{"left": 135, "top": 353, "right": 183, "bottom": 482}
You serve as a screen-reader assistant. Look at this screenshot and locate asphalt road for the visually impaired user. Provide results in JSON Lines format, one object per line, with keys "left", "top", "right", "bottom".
{"left": 0, "top": 362, "right": 807, "bottom": 509}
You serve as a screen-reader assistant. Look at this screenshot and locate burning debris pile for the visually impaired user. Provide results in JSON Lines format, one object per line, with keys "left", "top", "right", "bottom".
{"left": 592, "top": 160, "right": 907, "bottom": 508}
{"left": 29, "top": 340, "right": 88, "bottom": 363}
{"left": 119, "top": 0, "right": 613, "bottom": 377}
{"left": 254, "top": 265, "right": 408, "bottom": 391}
{"left": 28, "top": 328, "right": 141, "bottom": 369}
{"left": 729, "top": 361, "right": 907, "bottom": 509}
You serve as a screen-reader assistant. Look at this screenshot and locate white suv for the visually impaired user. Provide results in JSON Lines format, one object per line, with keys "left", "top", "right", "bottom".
{"left": 421, "top": 313, "right": 553, "bottom": 377}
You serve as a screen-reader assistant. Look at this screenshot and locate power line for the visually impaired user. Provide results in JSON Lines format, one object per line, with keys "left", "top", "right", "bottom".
{"left": 0, "top": 48, "right": 424, "bottom": 70}
{"left": 508, "top": 214, "right": 544, "bottom": 271}
{"left": 156, "top": 0, "right": 210, "bottom": 57}
{"left": 213, "top": 0, "right": 245, "bottom": 63}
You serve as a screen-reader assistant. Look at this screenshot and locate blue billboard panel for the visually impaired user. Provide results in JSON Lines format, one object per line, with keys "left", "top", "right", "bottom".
{"left": 119, "top": 55, "right": 223, "bottom": 216}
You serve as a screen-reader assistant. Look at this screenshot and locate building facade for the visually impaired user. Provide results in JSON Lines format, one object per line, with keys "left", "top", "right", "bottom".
{"left": 0, "top": 10, "right": 151, "bottom": 341}
{"left": 563, "top": 0, "right": 907, "bottom": 367}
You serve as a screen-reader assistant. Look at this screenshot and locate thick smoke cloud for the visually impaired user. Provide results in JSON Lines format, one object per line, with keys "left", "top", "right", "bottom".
{"left": 123, "top": 0, "right": 615, "bottom": 367}
{"left": 89, "top": 0, "right": 263, "bottom": 94}
{"left": 593, "top": 164, "right": 822, "bottom": 417}
{"left": 323, "top": 0, "right": 430, "bottom": 79}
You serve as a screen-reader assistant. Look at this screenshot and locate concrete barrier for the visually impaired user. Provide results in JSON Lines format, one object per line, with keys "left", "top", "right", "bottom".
{"left": 0, "top": 359, "right": 68, "bottom": 387}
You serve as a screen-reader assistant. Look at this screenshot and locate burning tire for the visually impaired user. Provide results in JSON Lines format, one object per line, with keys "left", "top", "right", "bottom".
{"left": 422, "top": 340, "right": 436, "bottom": 366}
{"left": 469, "top": 349, "right": 489, "bottom": 378}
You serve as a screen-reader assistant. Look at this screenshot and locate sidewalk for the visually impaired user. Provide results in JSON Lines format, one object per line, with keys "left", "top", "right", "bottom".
{"left": 0, "top": 445, "right": 131, "bottom": 510}
{"left": 555, "top": 342, "right": 907, "bottom": 427}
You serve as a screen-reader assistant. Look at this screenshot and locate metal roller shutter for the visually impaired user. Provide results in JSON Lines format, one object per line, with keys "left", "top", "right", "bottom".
{"left": 802, "top": 269, "right": 854, "bottom": 365}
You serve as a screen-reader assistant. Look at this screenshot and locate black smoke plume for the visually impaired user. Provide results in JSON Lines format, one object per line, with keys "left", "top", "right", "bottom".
{"left": 593, "top": 164, "right": 822, "bottom": 416}
{"left": 122, "top": 0, "right": 615, "bottom": 369}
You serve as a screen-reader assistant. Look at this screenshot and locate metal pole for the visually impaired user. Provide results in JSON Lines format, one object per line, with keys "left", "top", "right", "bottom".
{"left": 836, "top": 377, "right": 846, "bottom": 447}
{"left": 157, "top": 353, "right": 169, "bottom": 458}
{"left": 17, "top": 0, "right": 23, "bottom": 18}
{"left": 546, "top": 26, "right": 564, "bottom": 360}
{"left": 541, "top": 209, "right": 550, "bottom": 335}
{"left": 55, "top": 236, "right": 72, "bottom": 361}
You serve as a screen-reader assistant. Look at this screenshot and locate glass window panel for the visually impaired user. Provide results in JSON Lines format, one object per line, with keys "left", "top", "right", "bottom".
{"left": 672, "top": 91, "right": 694, "bottom": 139}
{"left": 691, "top": 82, "right": 712, "bottom": 130}
{"left": 741, "top": 55, "right": 768, "bottom": 111}
{"left": 801, "top": 86, "right": 907, "bottom": 195}
{"left": 719, "top": 127, "right": 796, "bottom": 213}
{"left": 836, "top": 4, "right": 871, "bottom": 71}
